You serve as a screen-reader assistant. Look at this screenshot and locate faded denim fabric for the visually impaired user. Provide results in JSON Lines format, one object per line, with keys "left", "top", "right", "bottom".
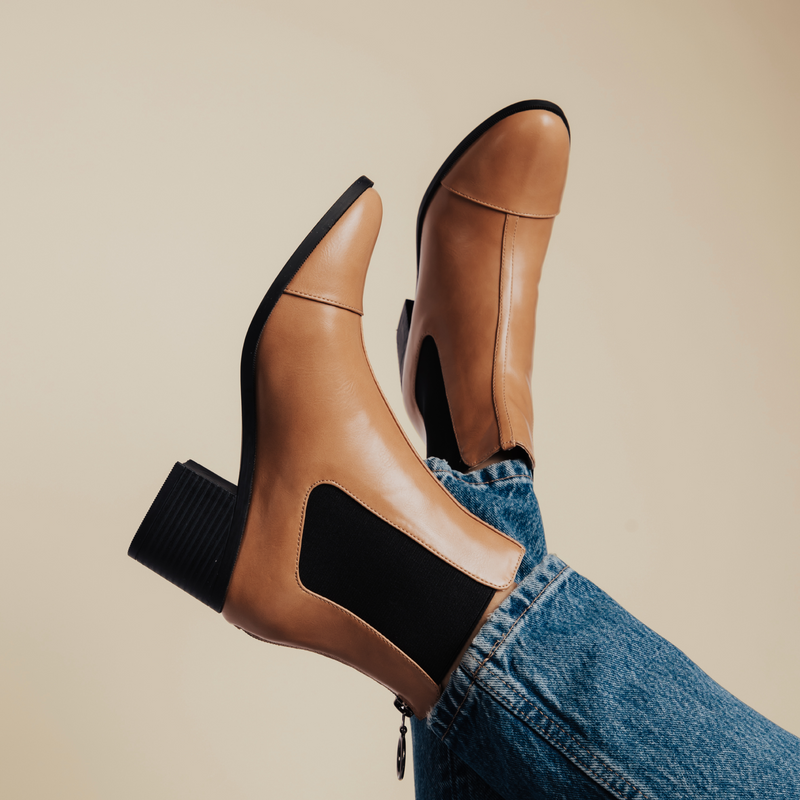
{"left": 413, "top": 458, "right": 800, "bottom": 800}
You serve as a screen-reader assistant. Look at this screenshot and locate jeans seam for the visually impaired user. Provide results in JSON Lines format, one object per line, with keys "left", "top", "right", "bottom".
{"left": 473, "top": 675, "right": 650, "bottom": 800}
{"left": 480, "top": 668, "right": 652, "bottom": 800}
{"left": 440, "top": 564, "right": 570, "bottom": 740}
{"left": 444, "top": 734, "right": 456, "bottom": 800}
{"left": 431, "top": 470, "right": 531, "bottom": 486}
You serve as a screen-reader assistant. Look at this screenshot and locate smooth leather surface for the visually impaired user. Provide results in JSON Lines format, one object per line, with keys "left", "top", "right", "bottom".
{"left": 442, "top": 109, "right": 568, "bottom": 217}
{"left": 222, "top": 188, "right": 524, "bottom": 718}
{"left": 402, "top": 109, "right": 570, "bottom": 468}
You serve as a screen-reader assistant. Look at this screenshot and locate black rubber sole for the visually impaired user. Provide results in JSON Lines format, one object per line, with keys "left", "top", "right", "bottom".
{"left": 129, "top": 176, "right": 374, "bottom": 611}
{"left": 398, "top": 102, "right": 569, "bottom": 463}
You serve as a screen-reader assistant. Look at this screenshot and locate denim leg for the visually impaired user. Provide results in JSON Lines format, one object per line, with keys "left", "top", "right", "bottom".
{"left": 414, "top": 459, "right": 800, "bottom": 799}
{"left": 412, "top": 458, "right": 547, "bottom": 800}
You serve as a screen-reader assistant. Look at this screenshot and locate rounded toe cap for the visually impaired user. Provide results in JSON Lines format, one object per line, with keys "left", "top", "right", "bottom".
{"left": 442, "top": 109, "right": 571, "bottom": 217}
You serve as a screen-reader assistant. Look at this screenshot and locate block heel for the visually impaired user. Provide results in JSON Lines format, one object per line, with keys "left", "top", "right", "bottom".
{"left": 129, "top": 460, "right": 237, "bottom": 610}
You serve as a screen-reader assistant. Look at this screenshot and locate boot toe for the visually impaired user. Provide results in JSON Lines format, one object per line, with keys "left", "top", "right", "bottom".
{"left": 442, "top": 109, "right": 571, "bottom": 218}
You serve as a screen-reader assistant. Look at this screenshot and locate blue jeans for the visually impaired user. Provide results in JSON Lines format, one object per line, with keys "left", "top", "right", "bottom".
{"left": 412, "top": 458, "right": 800, "bottom": 799}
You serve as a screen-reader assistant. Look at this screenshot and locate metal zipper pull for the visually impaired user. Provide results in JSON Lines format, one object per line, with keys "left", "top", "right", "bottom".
{"left": 394, "top": 696, "right": 413, "bottom": 780}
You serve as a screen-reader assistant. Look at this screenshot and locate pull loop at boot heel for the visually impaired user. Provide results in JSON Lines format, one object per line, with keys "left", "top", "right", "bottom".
{"left": 129, "top": 460, "right": 237, "bottom": 610}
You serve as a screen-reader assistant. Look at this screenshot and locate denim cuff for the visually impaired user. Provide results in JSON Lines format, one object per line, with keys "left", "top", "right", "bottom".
{"left": 428, "top": 554, "right": 571, "bottom": 738}
{"left": 426, "top": 456, "right": 533, "bottom": 485}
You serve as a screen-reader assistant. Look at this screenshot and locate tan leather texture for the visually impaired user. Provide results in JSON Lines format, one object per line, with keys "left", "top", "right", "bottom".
{"left": 442, "top": 109, "right": 569, "bottom": 217}
{"left": 403, "top": 109, "right": 570, "bottom": 468}
{"left": 222, "top": 188, "right": 524, "bottom": 718}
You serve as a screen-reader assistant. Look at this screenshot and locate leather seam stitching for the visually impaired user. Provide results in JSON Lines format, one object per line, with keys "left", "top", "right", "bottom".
{"left": 492, "top": 216, "right": 513, "bottom": 449}
{"left": 441, "top": 182, "right": 558, "bottom": 218}
{"left": 283, "top": 288, "right": 363, "bottom": 315}
{"left": 490, "top": 220, "right": 506, "bottom": 450}
{"left": 500, "top": 215, "right": 518, "bottom": 447}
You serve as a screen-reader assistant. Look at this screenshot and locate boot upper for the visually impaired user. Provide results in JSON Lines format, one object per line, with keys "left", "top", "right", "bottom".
{"left": 403, "top": 109, "right": 571, "bottom": 468}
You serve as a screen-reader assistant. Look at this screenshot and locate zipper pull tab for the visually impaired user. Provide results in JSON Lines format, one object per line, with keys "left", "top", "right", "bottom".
{"left": 394, "top": 696, "right": 413, "bottom": 780}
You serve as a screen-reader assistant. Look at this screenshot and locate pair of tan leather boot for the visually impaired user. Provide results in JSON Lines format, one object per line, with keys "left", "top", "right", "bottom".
{"left": 129, "top": 101, "right": 570, "bottom": 722}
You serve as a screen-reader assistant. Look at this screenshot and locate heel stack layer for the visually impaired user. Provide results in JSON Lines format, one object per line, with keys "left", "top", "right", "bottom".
{"left": 129, "top": 461, "right": 237, "bottom": 610}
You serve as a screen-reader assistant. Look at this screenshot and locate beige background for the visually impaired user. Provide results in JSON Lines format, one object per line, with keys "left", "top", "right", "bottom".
{"left": 1, "top": 1, "right": 798, "bottom": 797}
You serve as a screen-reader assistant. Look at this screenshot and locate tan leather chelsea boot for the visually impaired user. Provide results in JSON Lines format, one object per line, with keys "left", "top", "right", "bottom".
{"left": 129, "top": 177, "right": 524, "bottom": 720}
{"left": 398, "top": 101, "right": 571, "bottom": 471}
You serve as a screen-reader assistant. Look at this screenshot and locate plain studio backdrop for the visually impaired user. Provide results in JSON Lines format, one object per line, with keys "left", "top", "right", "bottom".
{"left": 1, "top": 1, "right": 798, "bottom": 797}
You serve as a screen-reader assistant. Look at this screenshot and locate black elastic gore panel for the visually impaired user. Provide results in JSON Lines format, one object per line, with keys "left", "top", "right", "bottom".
{"left": 397, "top": 298, "right": 414, "bottom": 380}
{"left": 299, "top": 483, "right": 494, "bottom": 683}
{"left": 416, "top": 336, "right": 468, "bottom": 472}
